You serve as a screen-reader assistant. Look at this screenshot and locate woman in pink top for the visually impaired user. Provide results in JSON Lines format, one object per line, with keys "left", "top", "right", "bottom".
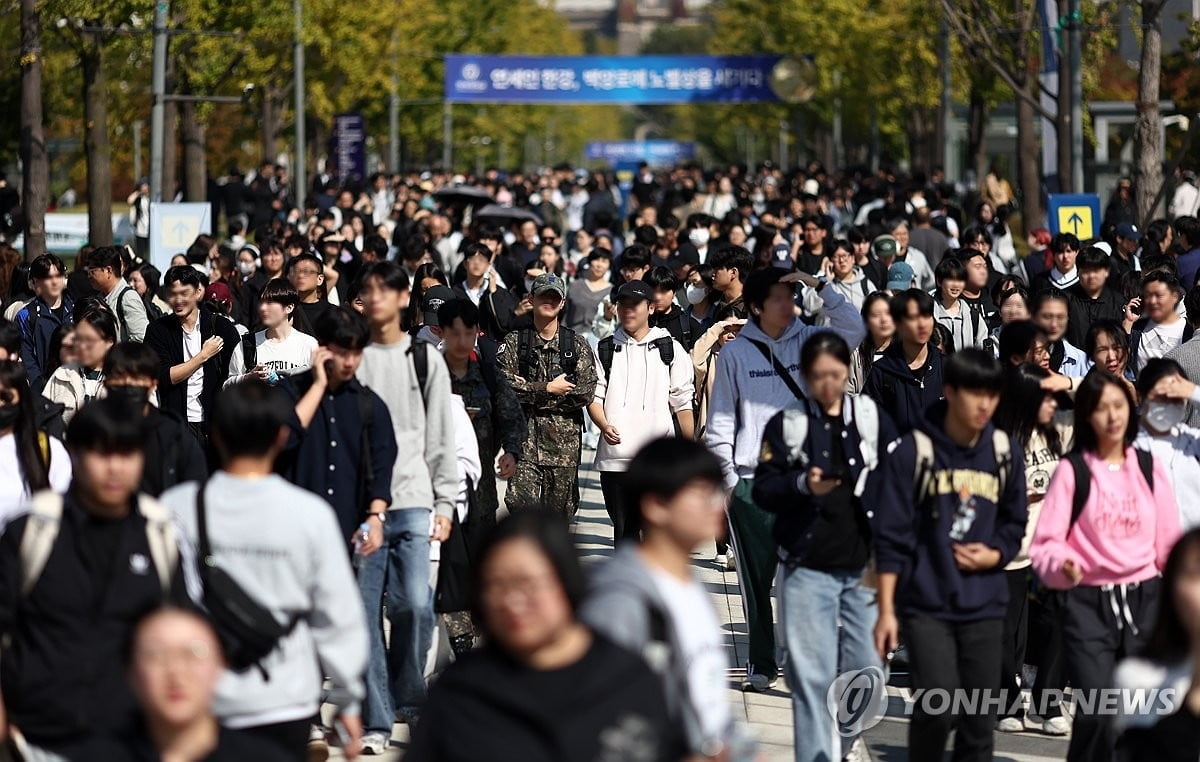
{"left": 1030, "top": 370, "right": 1182, "bottom": 762}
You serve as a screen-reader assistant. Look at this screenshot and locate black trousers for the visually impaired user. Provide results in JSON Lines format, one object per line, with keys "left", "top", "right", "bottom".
{"left": 904, "top": 615, "right": 1003, "bottom": 762}
{"left": 240, "top": 716, "right": 314, "bottom": 761}
{"left": 1028, "top": 583, "right": 1067, "bottom": 719}
{"left": 999, "top": 568, "right": 1030, "bottom": 719}
{"left": 1061, "top": 579, "right": 1159, "bottom": 762}
{"left": 599, "top": 471, "right": 638, "bottom": 542}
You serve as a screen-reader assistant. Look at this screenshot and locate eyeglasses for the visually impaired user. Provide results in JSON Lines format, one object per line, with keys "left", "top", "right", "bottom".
{"left": 135, "top": 641, "right": 215, "bottom": 670}
{"left": 291, "top": 268, "right": 321, "bottom": 277}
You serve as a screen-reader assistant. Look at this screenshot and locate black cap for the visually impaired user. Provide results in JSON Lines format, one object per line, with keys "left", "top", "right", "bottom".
{"left": 421, "top": 286, "right": 456, "bottom": 326}
{"left": 615, "top": 280, "right": 653, "bottom": 303}
{"left": 668, "top": 243, "right": 701, "bottom": 271}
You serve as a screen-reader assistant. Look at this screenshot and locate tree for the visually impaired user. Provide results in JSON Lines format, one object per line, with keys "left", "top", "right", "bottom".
{"left": 1134, "top": 0, "right": 1166, "bottom": 225}
{"left": 20, "top": 0, "right": 48, "bottom": 259}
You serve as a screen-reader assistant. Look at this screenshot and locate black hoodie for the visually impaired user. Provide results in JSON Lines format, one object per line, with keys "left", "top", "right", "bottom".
{"left": 862, "top": 341, "right": 945, "bottom": 433}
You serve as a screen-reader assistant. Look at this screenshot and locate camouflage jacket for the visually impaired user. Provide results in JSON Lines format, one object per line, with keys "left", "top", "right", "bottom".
{"left": 498, "top": 326, "right": 597, "bottom": 467}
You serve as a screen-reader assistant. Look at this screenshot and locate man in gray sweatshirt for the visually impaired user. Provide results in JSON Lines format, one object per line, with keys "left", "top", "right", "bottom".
{"left": 354, "top": 261, "right": 458, "bottom": 753}
{"left": 162, "top": 381, "right": 367, "bottom": 759}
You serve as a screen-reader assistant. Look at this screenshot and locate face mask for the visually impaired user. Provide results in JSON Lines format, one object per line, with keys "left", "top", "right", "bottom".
{"left": 106, "top": 385, "right": 151, "bottom": 411}
{"left": 685, "top": 285, "right": 708, "bottom": 305}
{"left": 689, "top": 229, "right": 710, "bottom": 247}
{"left": 1145, "top": 400, "right": 1186, "bottom": 432}
{"left": 0, "top": 404, "right": 17, "bottom": 430}
{"left": 237, "top": 261, "right": 256, "bottom": 276}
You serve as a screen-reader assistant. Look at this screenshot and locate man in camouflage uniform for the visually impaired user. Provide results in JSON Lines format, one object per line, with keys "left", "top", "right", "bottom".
{"left": 498, "top": 272, "right": 597, "bottom": 516}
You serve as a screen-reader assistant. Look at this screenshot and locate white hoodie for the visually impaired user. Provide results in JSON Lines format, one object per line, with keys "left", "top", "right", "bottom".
{"left": 593, "top": 326, "right": 694, "bottom": 472}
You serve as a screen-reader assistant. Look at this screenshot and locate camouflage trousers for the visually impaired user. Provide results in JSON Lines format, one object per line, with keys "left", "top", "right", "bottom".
{"left": 504, "top": 461, "right": 580, "bottom": 517}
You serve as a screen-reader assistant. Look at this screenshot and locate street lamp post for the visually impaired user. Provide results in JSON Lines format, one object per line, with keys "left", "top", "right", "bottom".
{"left": 293, "top": 0, "right": 306, "bottom": 203}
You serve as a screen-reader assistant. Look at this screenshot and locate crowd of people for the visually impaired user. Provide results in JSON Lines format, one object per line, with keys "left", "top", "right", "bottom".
{"left": 1, "top": 160, "right": 1200, "bottom": 762}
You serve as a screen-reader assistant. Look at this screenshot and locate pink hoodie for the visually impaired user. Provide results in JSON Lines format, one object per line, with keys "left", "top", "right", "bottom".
{"left": 1030, "top": 448, "right": 1180, "bottom": 589}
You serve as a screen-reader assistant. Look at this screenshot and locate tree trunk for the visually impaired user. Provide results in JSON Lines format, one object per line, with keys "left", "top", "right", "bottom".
{"left": 1016, "top": 88, "right": 1042, "bottom": 235}
{"left": 162, "top": 56, "right": 178, "bottom": 203}
{"left": 19, "top": 0, "right": 48, "bottom": 260}
{"left": 81, "top": 32, "right": 113, "bottom": 246}
{"left": 968, "top": 84, "right": 989, "bottom": 187}
{"left": 1055, "top": 0, "right": 1073, "bottom": 193}
{"left": 1134, "top": 0, "right": 1165, "bottom": 225}
{"left": 180, "top": 100, "right": 206, "bottom": 202}
{"left": 261, "top": 88, "right": 280, "bottom": 163}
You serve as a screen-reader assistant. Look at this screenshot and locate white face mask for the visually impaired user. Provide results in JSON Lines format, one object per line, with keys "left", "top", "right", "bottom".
{"left": 1145, "top": 400, "right": 1187, "bottom": 433}
{"left": 237, "top": 261, "right": 256, "bottom": 276}
{"left": 685, "top": 284, "right": 708, "bottom": 305}
{"left": 689, "top": 228, "right": 710, "bottom": 247}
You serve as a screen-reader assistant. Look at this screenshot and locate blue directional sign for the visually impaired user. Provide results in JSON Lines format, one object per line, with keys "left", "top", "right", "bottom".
{"left": 1047, "top": 194, "right": 1102, "bottom": 239}
{"left": 585, "top": 141, "right": 695, "bottom": 164}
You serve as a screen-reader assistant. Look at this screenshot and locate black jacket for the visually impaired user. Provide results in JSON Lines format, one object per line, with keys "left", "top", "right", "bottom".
{"left": 0, "top": 493, "right": 184, "bottom": 751}
{"left": 140, "top": 407, "right": 208, "bottom": 497}
{"left": 144, "top": 307, "right": 240, "bottom": 421}
{"left": 862, "top": 342, "right": 945, "bottom": 434}
{"left": 453, "top": 284, "right": 522, "bottom": 341}
{"left": 650, "top": 306, "right": 702, "bottom": 352}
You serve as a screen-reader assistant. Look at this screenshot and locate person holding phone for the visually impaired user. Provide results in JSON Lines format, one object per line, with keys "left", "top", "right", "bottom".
{"left": 753, "top": 331, "right": 895, "bottom": 762}
{"left": 225, "top": 278, "right": 317, "bottom": 387}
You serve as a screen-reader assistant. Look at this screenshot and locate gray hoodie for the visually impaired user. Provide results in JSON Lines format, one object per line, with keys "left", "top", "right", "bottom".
{"left": 705, "top": 286, "right": 865, "bottom": 488}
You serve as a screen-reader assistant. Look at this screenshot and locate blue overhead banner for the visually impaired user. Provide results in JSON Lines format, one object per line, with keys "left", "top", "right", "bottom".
{"left": 586, "top": 141, "right": 696, "bottom": 164}
{"left": 445, "top": 55, "right": 786, "bottom": 104}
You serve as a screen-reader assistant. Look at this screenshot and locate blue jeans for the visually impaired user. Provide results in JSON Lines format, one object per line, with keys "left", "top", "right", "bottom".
{"left": 359, "top": 509, "right": 434, "bottom": 733}
{"left": 778, "top": 564, "right": 878, "bottom": 762}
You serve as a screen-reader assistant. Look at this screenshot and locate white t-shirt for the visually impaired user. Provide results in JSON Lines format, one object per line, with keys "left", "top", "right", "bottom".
{"left": 0, "top": 432, "right": 71, "bottom": 527}
{"left": 182, "top": 325, "right": 205, "bottom": 423}
{"left": 646, "top": 567, "right": 730, "bottom": 744}
{"left": 1137, "top": 318, "right": 1187, "bottom": 373}
{"left": 226, "top": 328, "right": 317, "bottom": 385}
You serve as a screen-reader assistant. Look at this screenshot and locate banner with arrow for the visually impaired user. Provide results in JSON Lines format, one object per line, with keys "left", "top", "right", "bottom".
{"left": 149, "top": 202, "right": 212, "bottom": 272}
{"left": 1047, "top": 193, "right": 1101, "bottom": 240}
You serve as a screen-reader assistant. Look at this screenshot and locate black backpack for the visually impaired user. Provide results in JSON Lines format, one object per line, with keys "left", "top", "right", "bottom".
{"left": 597, "top": 334, "right": 675, "bottom": 378}
{"left": 517, "top": 326, "right": 579, "bottom": 381}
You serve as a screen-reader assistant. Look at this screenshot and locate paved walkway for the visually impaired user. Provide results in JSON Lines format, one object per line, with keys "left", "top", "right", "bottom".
{"left": 332, "top": 461, "right": 1069, "bottom": 761}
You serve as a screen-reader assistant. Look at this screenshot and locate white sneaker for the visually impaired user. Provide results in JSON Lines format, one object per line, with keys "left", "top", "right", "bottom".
{"left": 842, "top": 737, "right": 870, "bottom": 762}
{"left": 724, "top": 553, "right": 736, "bottom": 571}
{"left": 740, "top": 667, "right": 777, "bottom": 692}
{"left": 715, "top": 553, "right": 728, "bottom": 568}
{"left": 360, "top": 732, "right": 389, "bottom": 755}
{"left": 996, "top": 717, "right": 1024, "bottom": 733}
{"left": 1041, "top": 715, "right": 1070, "bottom": 739}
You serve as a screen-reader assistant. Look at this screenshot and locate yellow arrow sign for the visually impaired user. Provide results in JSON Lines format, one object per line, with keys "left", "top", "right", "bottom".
{"left": 1056, "top": 206, "right": 1095, "bottom": 240}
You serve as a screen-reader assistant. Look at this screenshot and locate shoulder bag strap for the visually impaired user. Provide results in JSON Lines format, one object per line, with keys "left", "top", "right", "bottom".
{"left": 745, "top": 338, "right": 807, "bottom": 402}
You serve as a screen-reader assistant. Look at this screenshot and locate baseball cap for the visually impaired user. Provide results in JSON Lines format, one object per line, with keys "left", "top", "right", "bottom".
{"left": 1116, "top": 222, "right": 1142, "bottom": 241}
{"left": 667, "top": 244, "right": 700, "bottom": 271}
{"left": 1093, "top": 241, "right": 1114, "bottom": 257}
{"left": 530, "top": 272, "right": 567, "bottom": 300}
{"left": 872, "top": 235, "right": 900, "bottom": 260}
{"left": 203, "top": 281, "right": 233, "bottom": 310}
{"left": 615, "top": 280, "right": 654, "bottom": 303}
{"left": 421, "top": 286, "right": 455, "bottom": 326}
{"left": 886, "top": 262, "right": 916, "bottom": 291}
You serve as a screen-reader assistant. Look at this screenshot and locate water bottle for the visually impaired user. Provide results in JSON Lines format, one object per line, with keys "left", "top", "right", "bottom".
{"left": 352, "top": 522, "right": 370, "bottom": 569}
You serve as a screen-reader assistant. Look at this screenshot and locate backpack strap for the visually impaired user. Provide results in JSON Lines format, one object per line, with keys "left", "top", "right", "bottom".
{"left": 20, "top": 491, "right": 64, "bottom": 597}
{"left": 1135, "top": 448, "right": 1155, "bottom": 494}
{"left": 408, "top": 340, "right": 429, "bottom": 405}
{"left": 1066, "top": 452, "right": 1091, "bottom": 532}
{"left": 650, "top": 336, "right": 675, "bottom": 366}
{"left": 598, "top": 336, "right": 615, "bottom": 379}
{"left": 779, "top": 406, "right": 811, "bottom": 468}
{"left": 116, "top": 286, "right": 137, "bottom": 342}
{"left": 676, "top": 313, "right": 693, "bottom": 349}
{"left": 911, "top": 430, "right": 936, "bottom": 505}
{"left": 517, "top": 328, "right": 536, "bottom": 380}
{"left": 851, "top": 396, "right": 880, "bottom": 497}
{"left": 136, "top": 494, "right": 179, "bottom": 596}
{"left": 557, "top": 328, "right": 578, "bottom": 377}
{"left": 241, "top": 333, "right": 257, "bottom": 371}
{"left": 992, "top": 429, "right": 1012, "bottom": 499}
